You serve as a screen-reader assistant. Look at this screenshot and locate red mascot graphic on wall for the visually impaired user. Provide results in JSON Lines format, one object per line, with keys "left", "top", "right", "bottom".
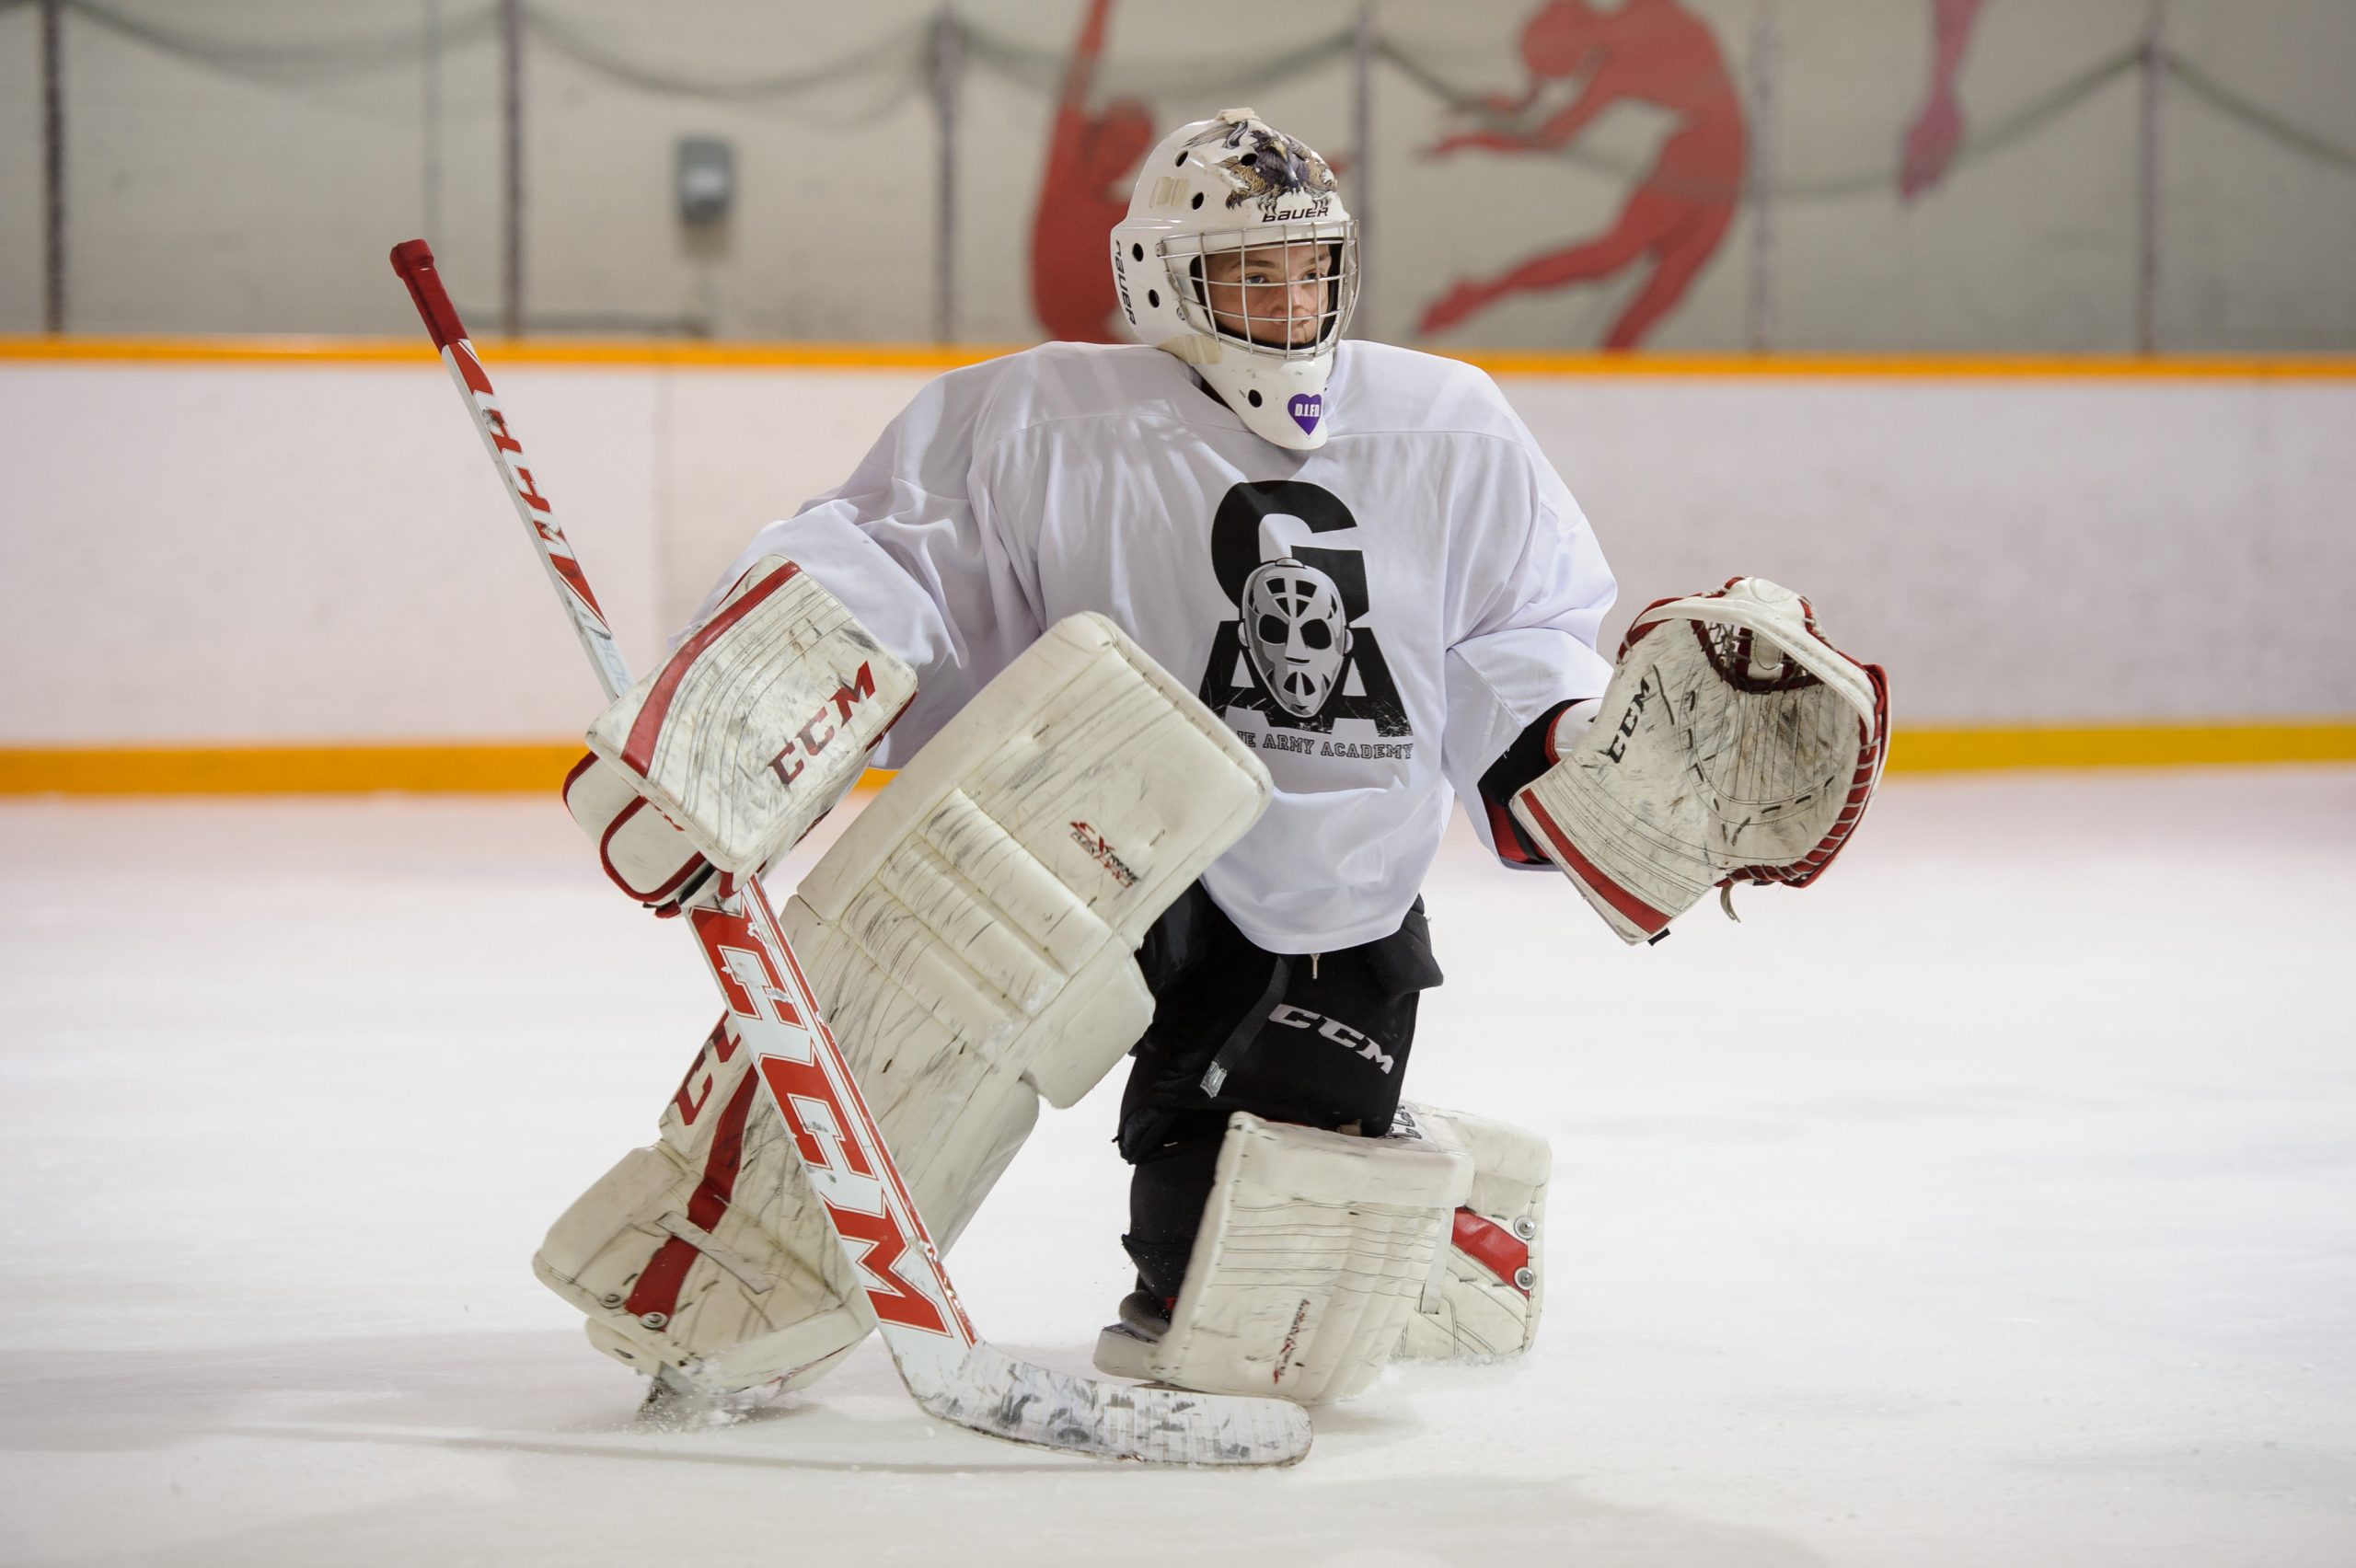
{"left": 1031, "top": 0, "right": 1153, "bottom": 342}
{"left": 1899, "top": 0, "right": 1989, "bottom": 201}
{"left": 1418, "top": 0, "right": 1747, "bottom": 352}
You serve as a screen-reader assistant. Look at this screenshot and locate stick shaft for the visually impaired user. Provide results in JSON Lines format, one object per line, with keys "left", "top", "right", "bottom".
{"left": 390, "top": 239, "right": 632, "bottom": 702}
{"left": 388, "top": 234, "right": 974, "bottom": 1358}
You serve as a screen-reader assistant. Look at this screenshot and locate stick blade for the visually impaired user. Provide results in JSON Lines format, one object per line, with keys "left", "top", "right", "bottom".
{"left": 913, "top": 1343, "right": 1311, "bottom": 1467}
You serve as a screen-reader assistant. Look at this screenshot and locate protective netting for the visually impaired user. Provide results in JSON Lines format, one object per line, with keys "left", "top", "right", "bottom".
{"left": 13, "top": 0, "right": 2353, "bottom": 348}
{"left": 27, "top": 1, "right": 2348, "bottom": 187}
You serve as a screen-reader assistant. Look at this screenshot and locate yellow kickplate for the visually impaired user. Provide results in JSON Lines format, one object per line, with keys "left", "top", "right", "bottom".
{"left": 4, "top": 732, "right": 2353, "bottom": 793}
{"left": 0, "top": 743, "right": 586, "bottom": 795}
{"left": 1885, "top": 721, "right": 2356, "bottom": 773}
{"left": 0, "top": 744, "right": 904, "bottom": 796}
{"left": 0, "top": 731, "right": 2348, "bottom": 795}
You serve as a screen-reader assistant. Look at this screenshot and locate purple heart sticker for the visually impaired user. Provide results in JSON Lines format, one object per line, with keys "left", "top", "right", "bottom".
{"left": 1288, "top": 392, "right": 1322, "bottom": 435}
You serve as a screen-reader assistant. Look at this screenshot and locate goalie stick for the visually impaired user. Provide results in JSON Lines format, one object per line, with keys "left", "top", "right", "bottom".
{"left": 388, "top": 239, "right": 1311, "bottom": 1468}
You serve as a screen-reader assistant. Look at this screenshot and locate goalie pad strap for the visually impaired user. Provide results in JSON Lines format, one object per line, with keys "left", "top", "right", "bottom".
{"left": 1395, "top": 1103, "right": 1551, "bottom": 1363}
{"left": 1449, "top": 1207, "right": 1532, "bottom": 1294}
{"left": 622, "top": 1050, "right": 761, "bottom": 1322}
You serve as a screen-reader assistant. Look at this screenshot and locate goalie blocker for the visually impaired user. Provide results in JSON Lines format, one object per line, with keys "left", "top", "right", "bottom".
{"left": 560, "top": 555, "right": 917, "bottom": 912}
{"left": 537, "top": 611, "right": 1274, "bottom": 1397}
{"left": 1512, "top": 576, "right": 1888, "bottom": 944}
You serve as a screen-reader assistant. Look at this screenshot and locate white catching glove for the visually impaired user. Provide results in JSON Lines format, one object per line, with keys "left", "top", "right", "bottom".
{"left": 1512, "top": 577, "right": 1888, "bottom": 943}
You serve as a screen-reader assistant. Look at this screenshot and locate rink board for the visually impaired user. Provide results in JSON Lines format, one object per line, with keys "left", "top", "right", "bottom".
{"left": 3, "top": 343, "right": 2350, "bottom": 784}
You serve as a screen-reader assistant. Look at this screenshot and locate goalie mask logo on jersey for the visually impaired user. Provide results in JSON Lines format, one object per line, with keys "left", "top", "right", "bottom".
{"left": 1198, "top": 480, "right": 1412, "bottom": 744}
{"left": 1242, "top": 559, "right": 1349, "bottom": 719}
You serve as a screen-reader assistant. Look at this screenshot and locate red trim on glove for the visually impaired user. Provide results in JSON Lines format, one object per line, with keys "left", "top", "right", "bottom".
{"left": 1516, "top": 789, "right": 1673, "bottom": 936}
{"left": 597, "top": 796, "right": 710, "bottom": 905}
{"left": 1484, "top": 795, "right": 1547, "bottom": 866}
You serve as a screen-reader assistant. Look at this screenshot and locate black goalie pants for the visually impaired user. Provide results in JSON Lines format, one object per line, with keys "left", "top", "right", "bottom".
{"left": 1114, "top": 882, "right": 1443, "bottom": 1302}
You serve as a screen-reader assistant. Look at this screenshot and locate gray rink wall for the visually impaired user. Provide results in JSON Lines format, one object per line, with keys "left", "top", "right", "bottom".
{"left": 0, "top": 0, "right": 2352, "bottom": 352}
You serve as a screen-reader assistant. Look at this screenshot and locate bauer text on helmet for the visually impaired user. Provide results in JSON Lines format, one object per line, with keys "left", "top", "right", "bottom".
{"left": 1110, "top": 109, "right": 1358, "bottom": 453}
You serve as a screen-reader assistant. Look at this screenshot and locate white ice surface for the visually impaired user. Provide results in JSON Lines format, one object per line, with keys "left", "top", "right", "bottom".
{"left": 1, "top": 769, "right": 2351, "bottom": 1567}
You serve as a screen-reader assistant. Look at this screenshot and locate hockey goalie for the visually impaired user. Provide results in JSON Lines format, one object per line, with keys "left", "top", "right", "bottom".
{"left": 533, "top": 109, "right": 1887, "bottom": 1413}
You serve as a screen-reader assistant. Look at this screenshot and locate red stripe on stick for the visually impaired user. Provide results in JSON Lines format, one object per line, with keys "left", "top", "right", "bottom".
{"left": 618, "top": 561, "right": 802, "bottom": 777}
{"left": 747, "top": 879, "right": 977, "bottom": 1344}
{"left": 446, "top": 340, "right": 493, "bottom": 396}
{"left": 546, "top": 549, "right": 606, "bottom": 620}
{"left": 1516, "top": 790, "right": 1672, "bottom": 935}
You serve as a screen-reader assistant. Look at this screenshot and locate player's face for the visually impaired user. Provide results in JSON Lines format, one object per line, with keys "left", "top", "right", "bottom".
{"left": 1202, "top": 242, "right": 1333, "bottom": 349}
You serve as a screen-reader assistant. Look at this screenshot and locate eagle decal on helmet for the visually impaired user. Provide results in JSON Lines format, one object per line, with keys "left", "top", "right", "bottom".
{"left": 1181, "top": 114, "right": 1338, "bottom": 215}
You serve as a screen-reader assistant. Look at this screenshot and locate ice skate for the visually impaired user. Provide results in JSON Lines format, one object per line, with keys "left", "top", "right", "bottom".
{"left": 1091, "top": 1288, "right": 1172, "bottom": 1380}
{"left": 629, "top": 1356, "right": 792, "bottom": 1431}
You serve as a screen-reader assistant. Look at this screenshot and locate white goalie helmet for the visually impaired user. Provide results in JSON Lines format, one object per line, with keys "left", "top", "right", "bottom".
{"left": 1242, "top": 558, "right": 1353, "bottom": 718}
{"left": 1110, "top": 108, "right": 1358, "bottom": 451}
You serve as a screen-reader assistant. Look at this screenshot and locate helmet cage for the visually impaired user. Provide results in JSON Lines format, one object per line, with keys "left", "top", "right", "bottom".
{"left": 1161, "top": 220, "right": 1359, "bottom": 362}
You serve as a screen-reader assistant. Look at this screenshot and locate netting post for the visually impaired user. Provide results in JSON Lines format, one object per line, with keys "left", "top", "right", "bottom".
{"left": 423, "top": 0, "right": 444, "bottom": 246}
{"left": 2135, "top": 0, "right": 2165, "bottom": 354}
{"left": 930, "top": 8, "right": 963, "bottom": 345}
{"left": 1351, "top": 5, "right": 1374, "bottom": 333}
{"left": 501, "top": 0, "right": 524, "bottom": 338}
{"left": 40, "top": 0, "right": 64, "bottom": 333}
{"left": 1745, "top": 0, "right": 1778, "bottom": 354}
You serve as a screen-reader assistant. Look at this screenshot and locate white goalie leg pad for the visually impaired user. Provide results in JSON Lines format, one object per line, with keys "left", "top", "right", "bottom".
{"left": 537, "top": 613, "right": 1271, "bottom": 1393}
{"left": 770, "top": 611, "right": 1272, "bottom": 1331}
{"left": 533, "top": 1015, "right": 872, "bottom": 1395}
{"left": 1146, "top": 1113, "right": 1473, "bottom": 1405}
{"left": 1394, "top": 1103, "right": 1553, "bottom": 1363}
{"left": 565, "top": 556, "right": 917, "bottom": 909}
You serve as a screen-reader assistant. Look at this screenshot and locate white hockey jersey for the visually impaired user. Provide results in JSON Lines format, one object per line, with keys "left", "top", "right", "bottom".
{"left": 705, "top": 340, "right": 1615, "bottom": 953}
